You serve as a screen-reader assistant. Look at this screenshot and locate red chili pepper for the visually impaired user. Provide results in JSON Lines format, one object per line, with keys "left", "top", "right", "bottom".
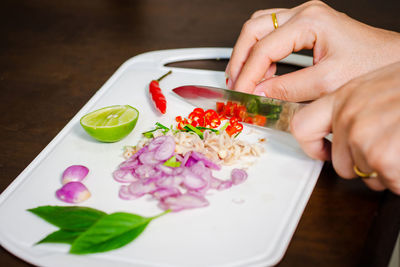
{"left": 244, "top": 116, "right": 254, "bottom": 124}
{"left": 234, "top": 123, "right": 243, "bottom": 132}
{"left": 225, "top": 125, "right": 238, "bottom": 136}
{"left": 192, "top": 108, "right": 205, "bottom": 116}
{"left": 203, "top": 109, "right": 220, "bottom": 128}
{"left": 204, "top": 109, "right": 218, "bottom": 118}
{"left": 190, "top": 116, "right": 205, "bottom": 127}
{"left": 188, "top": 111, "right": 205, "bottom": 127}
{"left": 149, "top": 70, "right": 172, "bottom": 114}
{"left": 234, "top": 105, "right": 247, "bottom": 121}
{"left": 252, "top": 114, "right": 267, "bottom": 126}
{"left": 216, "top": 102, "right": 225, "bottom": 114}
{"left": 176, "top": 118, "right": 189, "bottom": 130}
{"left": 175, "top": 116, "right": 183, "bottom": 123}
{"left": 229, "top": 116, "right": 239, "bottom": 126}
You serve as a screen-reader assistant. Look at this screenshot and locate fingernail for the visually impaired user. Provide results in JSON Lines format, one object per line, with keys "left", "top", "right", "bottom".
{"left": 254, "top": 88, "right": 266, "bottom": 97}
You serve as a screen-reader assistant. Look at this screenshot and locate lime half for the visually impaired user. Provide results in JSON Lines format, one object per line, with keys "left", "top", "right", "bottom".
{"left": 80, "top": 105, "right": 139, "bottom": 142}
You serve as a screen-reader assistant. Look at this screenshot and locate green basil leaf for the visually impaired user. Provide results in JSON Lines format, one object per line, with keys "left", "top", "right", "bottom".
{"left": 28, "top": 206, "right": 107, "bottom": 231}
{"left": 70, "top": 212, "right": 152, "bottom": 254}
{"left": 37, "top": 229, "right": 84, "bottom": 245}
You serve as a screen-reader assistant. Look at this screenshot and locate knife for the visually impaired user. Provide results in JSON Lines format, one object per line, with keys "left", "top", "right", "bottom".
{"left": 172, "top": 85, "right": 305, "bottom": 133}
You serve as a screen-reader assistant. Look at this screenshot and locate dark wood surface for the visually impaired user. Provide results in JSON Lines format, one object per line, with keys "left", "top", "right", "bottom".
{"left": 1, "top": 1, "right": 399, "bottom": 266}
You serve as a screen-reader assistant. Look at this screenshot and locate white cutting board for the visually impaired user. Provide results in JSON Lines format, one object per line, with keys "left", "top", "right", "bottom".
{"left": 0, "top": 48, "right": 322, "bottom": 267}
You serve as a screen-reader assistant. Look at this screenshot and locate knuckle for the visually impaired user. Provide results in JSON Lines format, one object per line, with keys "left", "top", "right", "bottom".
{"left": 369, "top": 151, "right": 398, "bottom": 184}
{"left": 242, "top": 19, "right": 257, "bottom": 34}
{"left": 298, "top": 1, "right": 330, "bottom": 21}
{"left": 334, "top": 106, "right": 353, "bottom": 129}
{"left": 347, "top": 120, "right": 368, "bottom": 149}
{"left": 332, "top": 161, "right": 353, "bottom": 179}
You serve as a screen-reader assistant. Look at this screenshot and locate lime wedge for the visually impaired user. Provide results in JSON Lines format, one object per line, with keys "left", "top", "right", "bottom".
{"left": 80, "top": 105, "right": 139, "bottom": 142}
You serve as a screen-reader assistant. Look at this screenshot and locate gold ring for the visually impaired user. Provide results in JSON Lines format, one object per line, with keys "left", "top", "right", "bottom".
{"left": 271, "top": 13, "right": 279, "bottom": 29}
{"left": 353, "top": 165, "right": 378, "bottom": 179}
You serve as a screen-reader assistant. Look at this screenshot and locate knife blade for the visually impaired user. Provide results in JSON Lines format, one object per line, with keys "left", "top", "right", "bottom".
{"left": 172, "top": 85, "right": 304, "bottom": 133}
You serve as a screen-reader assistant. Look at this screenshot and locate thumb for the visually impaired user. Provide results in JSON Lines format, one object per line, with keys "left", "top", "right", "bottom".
{"left": 254, "top": 65, "right": 328, "bottom": 102}
{"left": 290, "top": 93, "right": 334, "bottom": 160}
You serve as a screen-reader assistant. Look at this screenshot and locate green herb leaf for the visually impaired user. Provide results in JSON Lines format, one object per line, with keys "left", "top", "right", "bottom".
{"left": 196, "top": 126, "right": 218, "bottom": 133}
{"left": 218, "top": 121, "right": 230, "bottom": 134}
{"left": 30, "top": 206, "right": 169, "bottom": 254}
{"left": 142, "top": 122, "right": 170, "bottom": 138}
{"left": 184, "top": 124, "right": 203, "bottom": 139}
{"left": 70, "top": 212, "right": 161, "bottom": 254}
{"left": 265, "top": 113, "right": 280, "bottom": 120}
{"left": 163, "top": 156, "right": 181, "bottom": 167}
{"left": 37, "top": 229, "right": 84, "bottom": 245}
{"left": 142, "top": 129, "right": 156, "bottom": 138}
{"left": 28, "top": 206, "right": 106, "bottom": 231}
{"left": 155, "top": 122, "right": 169, "bottom": 130}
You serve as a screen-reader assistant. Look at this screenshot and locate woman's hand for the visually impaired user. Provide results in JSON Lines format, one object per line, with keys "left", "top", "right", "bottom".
{"left": 291, "top": 62, "right": 400, "bottom": 195}
{"left": 226, "top": 1, "right": 400, "bottom": 102}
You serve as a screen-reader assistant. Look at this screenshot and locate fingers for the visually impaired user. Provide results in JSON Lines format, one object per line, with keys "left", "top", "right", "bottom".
{"left": 231, "top": 18, "right": 317, "bottom": 94}
{"left": 250, "top": 8, "right": 288, "bottom": 19}
{"left": 365, "top": 122, "right": 400, "bottom": 194}
{"left": 252, "top": 64, "right": 326, "bottom": 101}
{"left": 362, "top": 178, "right": 386, "bottom": 191}
{"left": 226, "top": 10, "right": 294, "bottom": 89}
{"left": 290, "top": 94, "right": 334, "bottom": 161}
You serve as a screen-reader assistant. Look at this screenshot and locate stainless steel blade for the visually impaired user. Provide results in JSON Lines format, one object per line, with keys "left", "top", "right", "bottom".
{"left": 172, "top": 85, "right": 305, "bottom": 133}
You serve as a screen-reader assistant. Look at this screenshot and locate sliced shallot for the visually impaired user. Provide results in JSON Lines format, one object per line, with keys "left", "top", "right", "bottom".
{"left": 56, "top": 181, "right": 91, "bottom": 203}
{"left": 154, "top": 136, "right": 175, "bottom": 161}
{"left": 114, "top": 134, "right": 252, "bottom": 212}
{"left": 113, "top": 169, "right": 137, "bottom": 183}
{"left": 159, "top": 193, "right": 209, "bottom": 212}
{"left": 231, "top": 168, "right": 248, "bottom": 185}
{"left": 61, "top": 165, "right": 89, "bottom": 185}
{"left": 182, "top": 168, "right": 207, "bottom": 190}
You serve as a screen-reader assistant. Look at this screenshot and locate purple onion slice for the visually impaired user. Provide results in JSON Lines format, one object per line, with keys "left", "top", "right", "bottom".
{"left": 231, "top": 168, "right": 248, "bottom": 185}
{"left": 61, "top": 165, "right": 89, "bottom": 185}
{"left": 160, "top": 193, "right": 209, "bottom": 212}
{"left": 56, "top": 182, "right": 91, "bottom": 203}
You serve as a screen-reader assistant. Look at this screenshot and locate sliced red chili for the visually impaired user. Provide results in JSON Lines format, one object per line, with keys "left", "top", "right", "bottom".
{"left": 244, "top": 117, "right": 253, "bottom": 124}
{"left": 177, "top": 118, "right": 189, "bottom": 130}
{"left": 216, "top": 102, "right": 225, "bottom": 114}
{"left": 209, "top": 117, "right": 221, "bottom": 128}
{"left": 192, "top": 108, "right": 205, "bottom": 116}
{"left": 190, "top": 116, "right": 205, "bottom": 127}
{"left": 252, "top": 115, "right": 267, "bottom": 126}
{"left": 229, "top": 116, "right": 239, "bottom": 126}
{"left": 204, "top": 109, "right": 218, "bottom": 118}
{"left": 175, "top": 116, "right": 183, "bottom": 123}
{"left": 188, "top": 113, "right": 205, "bottom": 127}
{"left": 234, "top": 105, "right": 247, "bottom": 121}
{"left": 225, "top": 125, "right": 238, "bottom": 136}
{"left": 234, "top": 123, "right": 243, "bottom": 132}
{"left": 204, "top": 109, "right": 220, "bottom": 128}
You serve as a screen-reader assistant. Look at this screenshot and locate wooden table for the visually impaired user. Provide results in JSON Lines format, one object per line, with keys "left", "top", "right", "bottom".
{"left": 1, "top": 1, "right": 399, "bottom": 266}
